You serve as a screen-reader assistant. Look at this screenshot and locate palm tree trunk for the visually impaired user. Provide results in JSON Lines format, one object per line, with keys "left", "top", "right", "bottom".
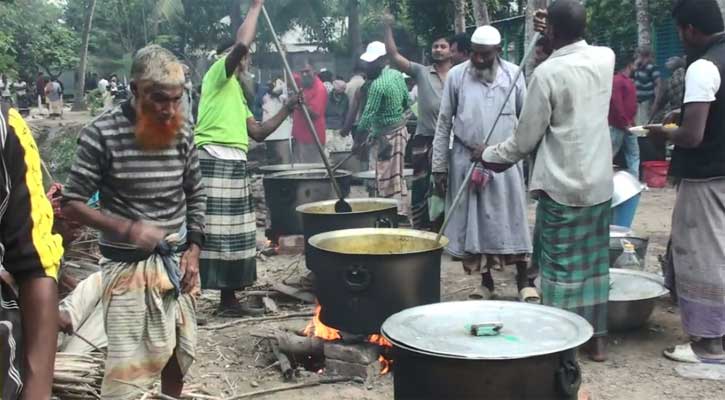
{"left": 72, "top": 0, "right": 97, "bottom": 112}
{"left": 453, "top": 0, "right": 467, "bottom": 33}
{"left": 349, "top": 0, "right": 362, "bottom": 63}
{"left": 635, "top": 0, "right": 652, "bottom": 48}
{"left": 471, "top": 0, "right": 490, "bottom": 27}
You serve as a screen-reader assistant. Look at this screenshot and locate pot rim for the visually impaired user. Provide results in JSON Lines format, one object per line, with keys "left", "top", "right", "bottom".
{"left": 265, "top": 169, "right": 352, "bottom": 180}
{"left": 258, "top": 163, "right": 325, "bottom": 173}
{"left": 296, "top": 198, "right": 399, "bottom": 215}
{"left": 353, "top": 169, "right": 414, "bottom": 180}
{"left": 609, "top": 268, "right": 669, "bottom": 302}
{"left": 308, "top": 228, "right": 449, "bottom": 254}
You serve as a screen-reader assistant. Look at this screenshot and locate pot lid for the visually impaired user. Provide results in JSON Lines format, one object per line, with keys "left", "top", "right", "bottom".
{"left": 381, "top": 301, "right": 593, "bottom": 360}
{"left": 265, "top": 169, "right": 351, "bottom": 179}
{"left": 259, "top": 163, "right": 325, "bottom": 173}
{"left": 609, "top": 269, "right": 669, "bottom": 302}
{"left": 612, "top": 171, "right": 645, "bottom": 207}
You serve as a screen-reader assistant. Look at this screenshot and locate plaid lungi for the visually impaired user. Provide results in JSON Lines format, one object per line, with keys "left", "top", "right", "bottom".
{"left": 534, "top": 195, "right": 611, "bottom": 337}
{"left": 199, "top": 150, "right": 257, "bottom": 290}
{"left": 373, "top": 124, "right": 410, "bottom": 217}
{"left": 410, "top": 135, "right": 434, "bottom": 229}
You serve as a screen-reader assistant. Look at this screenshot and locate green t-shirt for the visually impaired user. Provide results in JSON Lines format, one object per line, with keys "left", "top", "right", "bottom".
{"left": 195, "top": 57, "right": 252, "bottom": 151}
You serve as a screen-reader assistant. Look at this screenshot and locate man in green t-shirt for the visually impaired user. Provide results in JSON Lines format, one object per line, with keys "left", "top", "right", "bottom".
{"left": 195, "top": 0, "right": 300, "bottom": 317}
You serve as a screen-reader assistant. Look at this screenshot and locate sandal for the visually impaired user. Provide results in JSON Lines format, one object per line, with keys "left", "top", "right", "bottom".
{"left": 664, "top": 343, "right": 725, "bottom": 364}
{"left": 518, "top": 287, "right": 541, "bottom": 304}
{"left": 468, "top": 286, "right": 494, "bottom": 300}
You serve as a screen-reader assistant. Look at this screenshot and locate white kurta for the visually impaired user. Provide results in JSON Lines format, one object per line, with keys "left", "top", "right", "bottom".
{"left": 432, "top": 60, "right": 532, "bottom": 258}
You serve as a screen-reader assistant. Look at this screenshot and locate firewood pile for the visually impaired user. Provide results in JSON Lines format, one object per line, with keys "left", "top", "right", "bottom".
{"left": 52, "top": 352, "right": 104, "bottom": 399}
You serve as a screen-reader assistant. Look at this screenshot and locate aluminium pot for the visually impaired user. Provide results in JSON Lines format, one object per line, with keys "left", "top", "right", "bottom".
{"left": 263, "top": 169, "right": 352, "bottom": 236}
{"left": 330, "top": 151, "right": 364, "bottom": 173}
{"left": 296, "top": 198, "right": 399, "bottom": 270}
{"left": 381, "top": 301, "right": 593, "bottom": 400}
{"left": 307, "top": 228, "right": 448, "bottom": 335}
{"left": 608, "top": 269, "right": 669, "bottom": 332}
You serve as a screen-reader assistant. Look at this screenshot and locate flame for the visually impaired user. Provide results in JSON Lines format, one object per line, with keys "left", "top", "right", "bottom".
{"left": 304, "top": 305, "right": 393, "bottom": 375}
{"left": 303, "top": 305, "right": 342, "bottom": 341}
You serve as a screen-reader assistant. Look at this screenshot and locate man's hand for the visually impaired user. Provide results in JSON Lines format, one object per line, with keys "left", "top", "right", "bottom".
{"left": 644, "top": 124, "right": 673, "bottom": 145}
{"left": 285, "top": 92, "right": 303, "bottom": 112}
{"left": 433, "top": 173, "right": 448, "bottom": 197}
{"left": 251, "top": 0, "right": 264, "bottom": 7}
{"left": 382, "top": 10, "right": 395, "bottom": 26}
{"left": 534, "top": 9, "right": 547, "bottom": 33}
{"left": 180, "top": 244, "right": 201, "bottom": 294}
{"left": 126, "top": 221, "right": 166, "bottom": 252}
{"left": 663, "top": 109, "right": 681, "bottom": 125}
{"left": 470, "top": 144, "right": 487, "bottom": 162}
{"left": 59, "top": 310, "right": 74, "bottom": 335}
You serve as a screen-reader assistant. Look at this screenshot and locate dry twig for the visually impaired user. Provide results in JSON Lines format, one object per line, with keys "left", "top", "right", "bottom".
{"left": 222, "top": 377, "right": 352, "bottom": 400}
{"left": 201, "top": 311, "right": 313, "bottom": 331}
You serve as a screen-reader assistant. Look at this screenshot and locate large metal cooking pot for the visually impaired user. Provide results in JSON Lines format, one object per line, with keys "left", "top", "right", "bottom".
{"left": 612, "top": 170, "right": 645, "bottom": 207}
{"left": 263, "top": 170, "right": 352, "bottom": 236}
{"left": 265, "top": 140, "right": 292, "bottom": 165}
{"left": 258, "top": 163, "right": 325, "bottom": 175}
{"left": 382, "top": 301, "right": 593, "bottom": 400}
{"left": 308, "top": 228, "right": 447, "bottom": 335}
{"left": 608, "top": 269, "right": 669, "bottom": 332}
{"left": 609, "top": 225, "right": 649, "bottom": 268}
{"left": 297, "top": 199, "right": 399, "bottom": 270}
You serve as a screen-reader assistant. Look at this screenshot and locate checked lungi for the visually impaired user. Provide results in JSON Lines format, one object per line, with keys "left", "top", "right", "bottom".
{"left": 198, "top": 150, "right": 257, "bottom": 290}
{"left": 410, "top": 135, "right": 434, "bottom": 230}
{"left": 534, "top": 195, "right": 611, "bottom": 337}
{"left": 372, "top": 124, "right": 410, "bottom": 217}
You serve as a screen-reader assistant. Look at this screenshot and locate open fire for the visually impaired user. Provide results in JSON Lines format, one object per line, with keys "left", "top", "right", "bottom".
{"left": 304, "top": 305, "right": 393, "bottom": 374}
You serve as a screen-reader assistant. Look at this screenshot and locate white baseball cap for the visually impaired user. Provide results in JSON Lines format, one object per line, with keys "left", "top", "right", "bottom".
{"left": 471, "top": 25, "right": 502, "bottom": 46}
{"left": 360, "top": 41, "right": 387, "bottom": 63}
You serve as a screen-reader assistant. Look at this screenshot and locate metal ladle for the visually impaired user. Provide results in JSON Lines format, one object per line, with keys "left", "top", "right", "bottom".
{"left": 261, "top": 6, "right": 352, "bottom": 213}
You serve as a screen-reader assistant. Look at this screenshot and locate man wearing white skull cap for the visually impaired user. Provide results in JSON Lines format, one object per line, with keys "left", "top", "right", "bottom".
{"left": 432, "top": 25, "right": 535, "bottom": 302}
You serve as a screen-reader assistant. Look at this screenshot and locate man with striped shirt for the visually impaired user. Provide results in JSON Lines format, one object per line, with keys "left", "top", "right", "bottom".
{"left": 62, "top": 45, "right": 205, "bottom": 399}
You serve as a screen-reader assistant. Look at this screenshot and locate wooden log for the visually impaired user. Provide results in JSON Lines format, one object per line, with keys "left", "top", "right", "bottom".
{"left": 275, "top": 332, "right": 324, "bottom": 358}
{"left": 270, "top": 342, "right": 295, "bottom": 381}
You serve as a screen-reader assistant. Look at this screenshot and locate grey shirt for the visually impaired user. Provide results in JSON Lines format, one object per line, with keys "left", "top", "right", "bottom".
{"left": 410, "top": 62, "right": 445, "bottom": 137}
{"left": 482, "top": 41, "right": 615, "bottom": 207}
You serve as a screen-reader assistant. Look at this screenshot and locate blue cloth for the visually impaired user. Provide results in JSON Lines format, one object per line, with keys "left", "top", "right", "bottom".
{"left": 156, "top": 224, "right": 187, "bottom": 298}
{"left": 610, "top": 127, "right": 640, "bottom": 179}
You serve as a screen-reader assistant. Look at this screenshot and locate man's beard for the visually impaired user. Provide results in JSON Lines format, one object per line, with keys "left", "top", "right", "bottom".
{"left": 472, "top": 65, "right": 496, "bottom": 83}
{"left": 135, "top": 102, "right": 183, "bottom": 151}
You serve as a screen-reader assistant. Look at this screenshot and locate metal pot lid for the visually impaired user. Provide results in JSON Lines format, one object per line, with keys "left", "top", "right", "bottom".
{"left": 296, "top": 198, "right": 398, "bottom": 215}
{"left": 609, "top": 269, "right": 669, "bottom": 302}
{"left": 353, "top": 169, "right": 414, "bottom": 180}
{"left": 612, "top": 170, "right": 645, "bottom": 207}
{"left": 265, "top": 169, "right": 352, "bottom": 179}
{"left": 381, "top": 301, "right": 593, "bottom": 360}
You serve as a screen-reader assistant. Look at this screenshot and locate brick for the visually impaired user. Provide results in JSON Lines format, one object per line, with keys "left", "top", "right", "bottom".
{"left": 325, "top": 358, "right": 380, "bottom": 382}
{"left": 324, "top": 341, "right": 381, "bottom": 365}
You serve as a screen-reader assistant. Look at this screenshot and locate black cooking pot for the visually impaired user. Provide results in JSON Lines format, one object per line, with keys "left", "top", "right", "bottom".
{"left": 382, "top": 301, "right": 593, "bottom": 400}
{"left": 609, "top": 225, "right": 649, "bottom": 268}
{"left": 307, "top": 228, "right": 447, "bottom": 335}
{"left": 296, "top": 198, "right": 399, "bottom": 270}
{"left": 263, "top": 170, "right": 352, "bottom": 236}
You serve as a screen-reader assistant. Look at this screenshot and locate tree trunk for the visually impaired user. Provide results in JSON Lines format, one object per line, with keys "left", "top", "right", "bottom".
{"left": 72, "top": 0, "right": 97, "bottom": 112}
{"left": 471, "top": 0, "right": 490, "bottom": 27}
{"left": 635, "top": 0, "right": 651, "bottom": 48}
{"left": 349, "top": 0, "right": 362, "bottom": 63}
{"left": 453, "top": 0, "right": 467, "bottom": 34}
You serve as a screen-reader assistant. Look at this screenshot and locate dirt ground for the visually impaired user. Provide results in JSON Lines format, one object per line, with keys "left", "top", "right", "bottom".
{"left": 28, "top": 112, "right": 724, "bottom": 399}
{"left": 186, "top": 186, "right": 725, "bottom": 400}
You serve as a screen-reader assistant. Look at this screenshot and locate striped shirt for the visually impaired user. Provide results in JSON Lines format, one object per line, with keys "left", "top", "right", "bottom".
{"left": 63, "top": 101, "right": 206, "bottom": 247}
{"left": 357, "top": 67, "right": 409, "bottom": 137}
{"left": 634, "top": 63, "right": 660, "bottom": 102}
